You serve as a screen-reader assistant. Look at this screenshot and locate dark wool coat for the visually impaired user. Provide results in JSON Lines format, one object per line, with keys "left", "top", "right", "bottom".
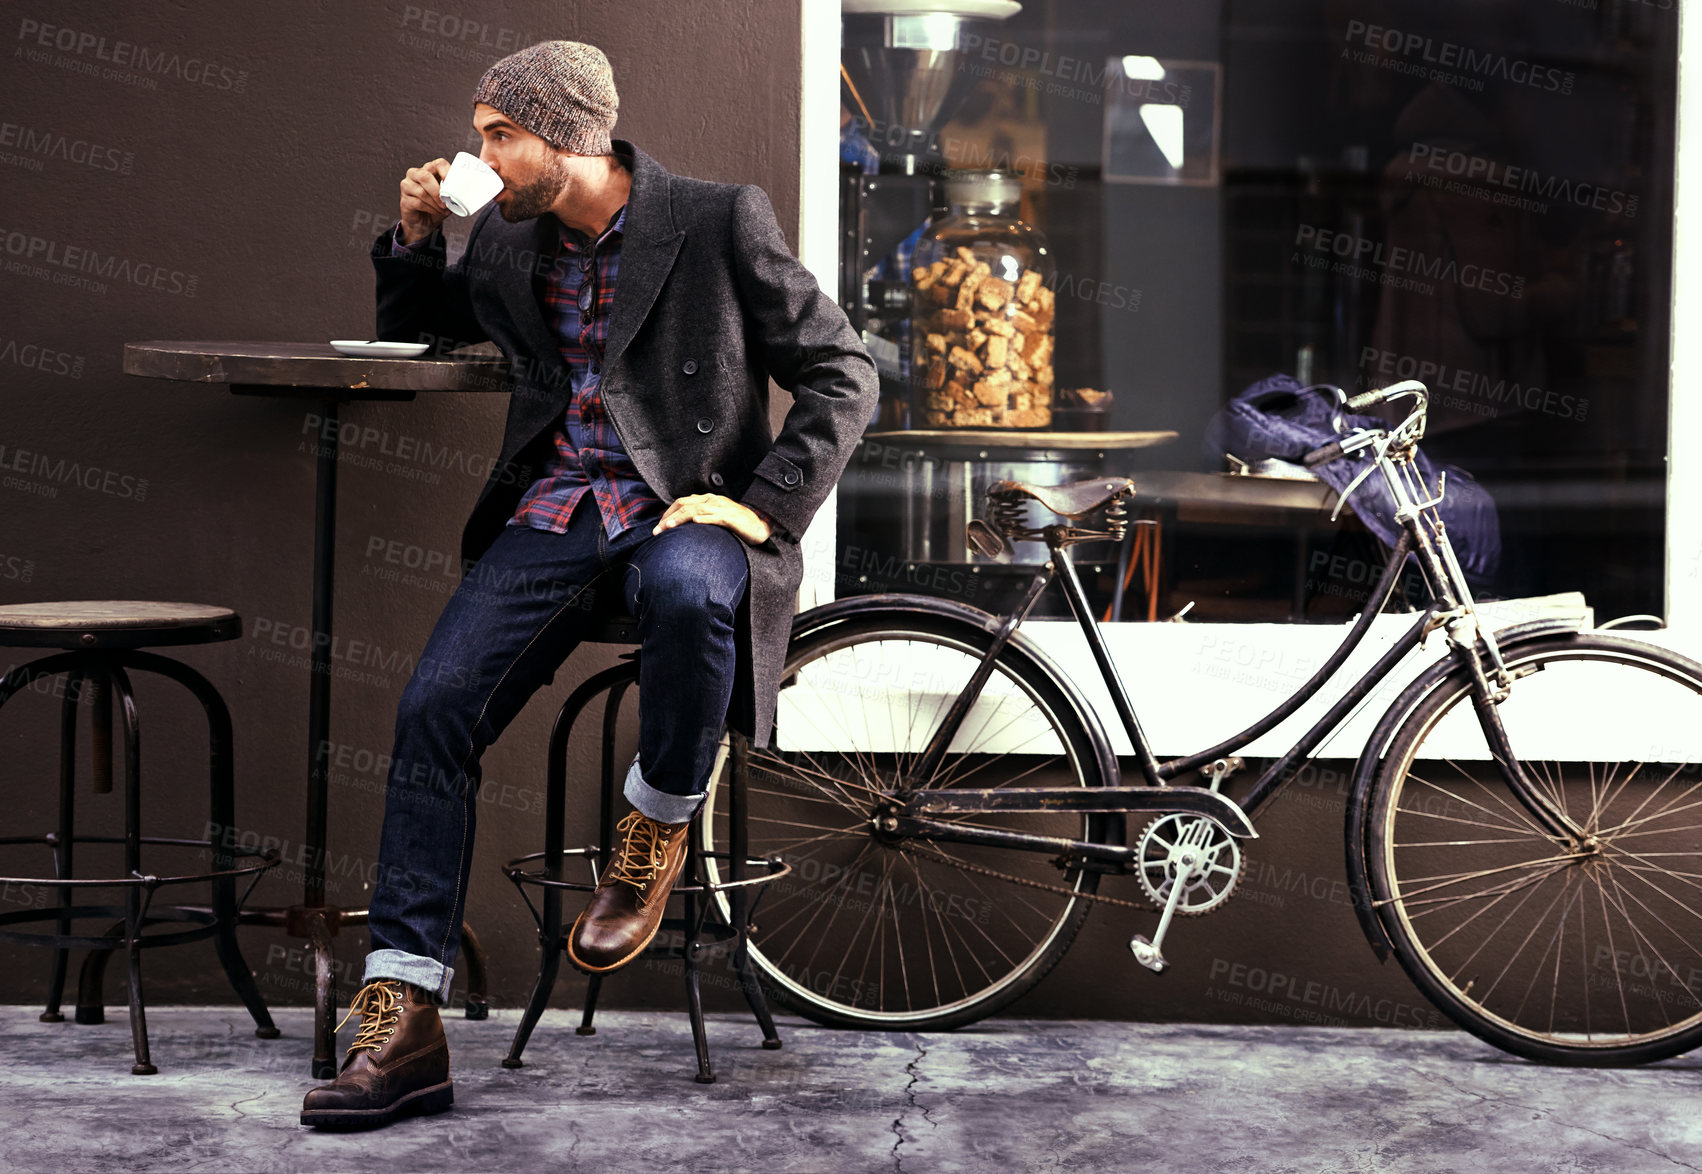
{"left": 372, "top": 139, "right": 878, "bottom": 749}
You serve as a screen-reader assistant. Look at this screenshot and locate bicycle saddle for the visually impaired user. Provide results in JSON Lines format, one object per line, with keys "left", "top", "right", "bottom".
{"left": 987, "top": 476, "right": 1135, "bottom": 519}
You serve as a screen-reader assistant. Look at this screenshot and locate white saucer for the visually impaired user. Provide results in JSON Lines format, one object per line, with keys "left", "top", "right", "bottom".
{"left": 329, "top": 340, "right": 431, "bottom": 358}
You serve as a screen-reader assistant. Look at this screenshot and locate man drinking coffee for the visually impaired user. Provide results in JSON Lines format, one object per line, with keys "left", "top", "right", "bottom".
{"left": 300, "top": 39, "right": 876, "bottom": 1129}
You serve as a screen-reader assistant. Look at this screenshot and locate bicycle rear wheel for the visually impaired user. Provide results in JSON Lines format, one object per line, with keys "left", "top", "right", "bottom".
{"left": 701, "top": 611, "right": 1108, "bottom": 1030}
{"left": 1368, "top": 634, "right": 1702, "bottom": 1065}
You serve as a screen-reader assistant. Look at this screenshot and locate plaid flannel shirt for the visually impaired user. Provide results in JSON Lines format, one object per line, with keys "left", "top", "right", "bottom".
{"left": 501, "top": 204, "right": 668, "bottom": 539}
{"left": 392, "top": 199, "right": 781, "bottom": 542}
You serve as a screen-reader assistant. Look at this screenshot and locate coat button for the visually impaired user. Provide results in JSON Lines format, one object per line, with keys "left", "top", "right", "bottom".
{"left": 783, "top": 471, "right": 800, "bottom": 486}
{"left": 709, "top": 472, "right": 724, "bottom": 487}
{"left": 682, "top": 358, "right": 699, "bottom": 375}
{"left": 696, "top": 418, "right": 714, "bottom": 433}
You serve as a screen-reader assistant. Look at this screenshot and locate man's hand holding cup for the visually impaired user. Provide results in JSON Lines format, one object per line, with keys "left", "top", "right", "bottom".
{"left": 399, "top": 153, "right": 505, "bottom": 245}
{"left": 399, "top": 157, "right": 453, "bottom": 245}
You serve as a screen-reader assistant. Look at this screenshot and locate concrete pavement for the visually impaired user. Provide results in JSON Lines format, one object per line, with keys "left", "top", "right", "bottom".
{"left": 1, "top": 1006, "right": 1698, "bottom": 1172}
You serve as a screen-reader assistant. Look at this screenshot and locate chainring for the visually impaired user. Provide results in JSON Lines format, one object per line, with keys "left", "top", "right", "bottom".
{"left": 1135, "top": 813, "right": 1245, "bottom": 916}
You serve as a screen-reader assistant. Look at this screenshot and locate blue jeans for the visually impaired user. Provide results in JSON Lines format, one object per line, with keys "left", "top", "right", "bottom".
{"left": 363, "top": 497, "right": 750, "bottom": 1001}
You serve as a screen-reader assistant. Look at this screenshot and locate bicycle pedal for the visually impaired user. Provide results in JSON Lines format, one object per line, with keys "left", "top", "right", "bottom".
{"left": 1128, "top": 934, "right": 1168, "bottom": 973}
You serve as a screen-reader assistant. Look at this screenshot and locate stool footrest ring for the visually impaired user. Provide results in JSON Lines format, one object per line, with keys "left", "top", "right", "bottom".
{"left": 0, "top": 844, "right": 278, "bottom": 950}
{"left": 502, "top": 849, "right": 790, "bottom": 937}
{"left": 502, "top": 848, "right": 790, "bottom": 896}
{"left": 0, "top": 904, "right": 222, "bottom": 950}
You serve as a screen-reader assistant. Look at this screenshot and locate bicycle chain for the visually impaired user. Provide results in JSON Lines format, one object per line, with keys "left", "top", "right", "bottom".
{"left": 900, "top": 842, "right": 1159, "bottom": 911}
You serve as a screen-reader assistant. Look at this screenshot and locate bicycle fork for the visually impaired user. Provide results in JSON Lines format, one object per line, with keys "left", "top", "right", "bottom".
{"left": 1409, "top": 512, "right": 1587, "bottom": 846}
{"left": 1449, "top": 614, "right": 1587, "bottom": 845}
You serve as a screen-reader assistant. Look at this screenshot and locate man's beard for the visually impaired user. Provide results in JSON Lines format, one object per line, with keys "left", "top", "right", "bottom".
{"left": 498, "top": 155, "right": 571, "bottom": 222}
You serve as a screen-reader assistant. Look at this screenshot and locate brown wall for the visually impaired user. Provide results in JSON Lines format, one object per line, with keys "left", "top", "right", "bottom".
{"left": 0, "top": 0, "right": 1442, "bottom": 1036}
{"left": 0, "top": 0, "right": 810, "bottom": 1014}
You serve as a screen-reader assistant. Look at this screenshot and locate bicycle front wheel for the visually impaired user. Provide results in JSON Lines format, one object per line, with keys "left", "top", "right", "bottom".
{"left": 701, "top": 611, "right": 1108, "bottom": 1030}
{"left": 1369, "top": 633, "right": 1702, "bottom": 1065}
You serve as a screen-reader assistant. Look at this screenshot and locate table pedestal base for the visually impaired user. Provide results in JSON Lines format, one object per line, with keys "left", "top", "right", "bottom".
{"left": 120, "top": 344, "right": 516, "bottom": 1079}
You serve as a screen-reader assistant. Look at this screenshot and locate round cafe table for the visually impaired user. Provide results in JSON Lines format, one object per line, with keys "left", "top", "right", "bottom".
{"left": 123, "top": 341, "right": 509, "bottom": 1077}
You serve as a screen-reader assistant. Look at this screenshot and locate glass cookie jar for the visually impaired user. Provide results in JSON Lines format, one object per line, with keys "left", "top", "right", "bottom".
{"left": 910, "top": 170, "right": 1056, "bottom": 429}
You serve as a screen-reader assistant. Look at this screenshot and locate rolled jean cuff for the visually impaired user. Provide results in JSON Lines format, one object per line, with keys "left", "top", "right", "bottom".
{"left": 623, "top": 756, "right": 706, "bottom": 825}
{"left": 364, "top": 948, "right": 453, "bottom": 1004}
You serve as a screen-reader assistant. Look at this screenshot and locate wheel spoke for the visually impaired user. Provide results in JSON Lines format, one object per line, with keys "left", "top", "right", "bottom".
{"left": 1595, "top": 870, "right": 1692, "bottom": 1024}
{"left": 1601, "top": 858, "right": 1702, "bottom": 967}
{"left": 930, "top": 697, "right": 1056, "bottom": 789}
{"left": 1445, "top": 862, "right": 1565, "bottom": 996}
{"left": 1392, "top": 853, "right": 1578, "bottom": 905}
{"left": 1608, "top": 857, "right": 1702, "bottom": 896}
{"left": 1393, "top": 837, "right": 1534, "bottom": 847}
{"left": 748, "top": 755, "right": 884, "bottom": 800}
{"left": 1576, "top": 875, "right": 1592, "bottom": 1041}
{"left": 1393, "top": 805, "right": 1542, "bottom": 835}
{"left": 1440, "top": 760, "right": 1548, "bottom": 833}
{"left": 766, "top": 840, "right": 876, "bottom": 966}
{"left": 1594, "top": 764, "right": 1702, "bottom": 838}
{"left": 898, "top": 850, "right": 946, "bottom": 1011}
{"left": 1506, "top": 869, "right": 1577, "bottom": 1029}
{"left": 930, "top": 738, "right": 1071, "bottom": 799}
{"left": 1605, "top": 822, "right": 1702, "bottom": 842}
{"left": 896, "top": 639, "right": 973, "bottom": 786}
{"left": 849, "top": 852, "right": 899, "bottom": 1006}
{"left": 822, "top": 646, "right": 900, "bottom": 798}
{"left": 1407, "top": 860, "right": 1569, "bottom": 935}
{"left": 745, "top": 812, "right": 867, "bottom": 836}
{"left": 773, "top": 703, "right": 886, "bottom": 812}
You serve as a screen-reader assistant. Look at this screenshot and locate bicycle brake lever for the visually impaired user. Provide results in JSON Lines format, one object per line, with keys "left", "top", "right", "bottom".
{"left": 1329, "top": 458, "right": 1380, "bottom": 524}
{"left": 1410, "top": 469, "right": 1447, "bottom": 512}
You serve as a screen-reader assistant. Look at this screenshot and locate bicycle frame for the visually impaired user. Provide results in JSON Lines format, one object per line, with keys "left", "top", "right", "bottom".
{"left": 894, "top": 383, "right": 1590, "bottom": 860}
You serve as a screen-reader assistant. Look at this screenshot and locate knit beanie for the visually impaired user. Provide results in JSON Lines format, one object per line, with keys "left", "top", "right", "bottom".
{"left": 472, "top": 41, "right": 618, "bottom": 155}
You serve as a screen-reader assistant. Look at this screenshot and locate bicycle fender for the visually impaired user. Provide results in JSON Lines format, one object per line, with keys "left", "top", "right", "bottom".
{"left": 1342, "top": 615, "right": 1589, "bottom": 961}
{"left": 791, "top": 590, "right": 1013, "bottom": 644}
{"left": 789, "top": 593, "right": 1124, "bottom": 816}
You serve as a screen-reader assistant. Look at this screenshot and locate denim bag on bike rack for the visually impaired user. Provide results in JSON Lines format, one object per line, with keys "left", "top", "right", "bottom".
{"left": 1202, "top": 373, "right": 1501, "bottom": 594}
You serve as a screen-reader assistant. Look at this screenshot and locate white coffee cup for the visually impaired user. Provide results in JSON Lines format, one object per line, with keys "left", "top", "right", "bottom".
{"left": 438, "top": 151, "right": 504, "bottom": 217}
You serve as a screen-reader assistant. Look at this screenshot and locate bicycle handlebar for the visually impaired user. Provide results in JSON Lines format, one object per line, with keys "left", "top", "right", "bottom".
{"left": 1301, "top": 439, "right": 1344, "bottom": 467}
{"left": 1299, "top": 379, "right": 1430, "bottom": 465}
{"left": 1344, "top": 378, "right": 1428, "bottom": 416}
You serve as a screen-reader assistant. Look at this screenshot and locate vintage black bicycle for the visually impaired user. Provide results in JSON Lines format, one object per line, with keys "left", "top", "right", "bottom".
{"left": 701, "top": 380, "right": 1702, "bottom": 1066}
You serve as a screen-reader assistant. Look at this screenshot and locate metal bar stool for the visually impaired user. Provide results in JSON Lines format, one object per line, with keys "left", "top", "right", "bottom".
{"left": 499, "top": 609, "right": 790, "bottom": 1083}
{"left": 0, "top": 601, "right": 280, "bottom": 1073}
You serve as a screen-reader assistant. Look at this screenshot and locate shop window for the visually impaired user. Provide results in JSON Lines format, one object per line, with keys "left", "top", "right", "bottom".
{"left": 834, "top": 0, "right": 1675, "bottom": 625}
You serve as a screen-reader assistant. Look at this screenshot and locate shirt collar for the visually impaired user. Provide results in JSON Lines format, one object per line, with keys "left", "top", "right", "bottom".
{"left": 555, "top": 202, "right": 627, "bottom": 254}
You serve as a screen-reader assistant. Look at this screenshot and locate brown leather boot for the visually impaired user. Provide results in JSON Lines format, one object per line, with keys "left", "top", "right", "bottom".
{"left": 567, "top": 809, "right": 692, "bottom": 973}
{"left": 300, "top": 979, "right": 453, "bottom": 1129}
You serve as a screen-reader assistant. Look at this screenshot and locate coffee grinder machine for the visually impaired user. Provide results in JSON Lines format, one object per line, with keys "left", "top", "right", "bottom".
{"left": 838, "top": 2, "right": 1127, "bottom": 618}
{"left": 838, "top": 0, "right": 1023, "bottom": 429}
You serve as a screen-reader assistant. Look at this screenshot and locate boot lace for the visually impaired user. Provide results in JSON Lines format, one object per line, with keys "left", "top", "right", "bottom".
{"left": 336, "top": 979, "right": 404, "bottom": 1055}
{"left": 603, "top": 810, "right": 678, "bottom": 908}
